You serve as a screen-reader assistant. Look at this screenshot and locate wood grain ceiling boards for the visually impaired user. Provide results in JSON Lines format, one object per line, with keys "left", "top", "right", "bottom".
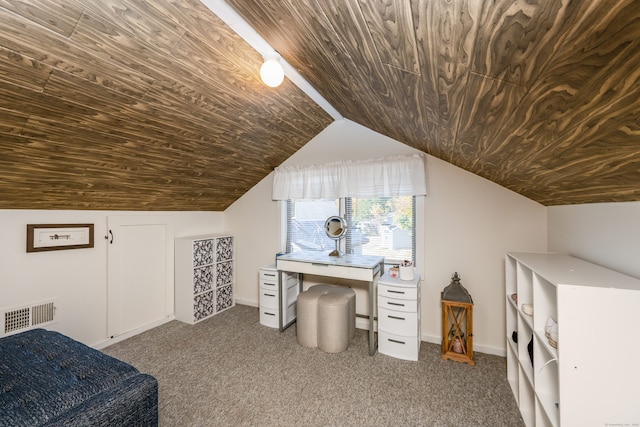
{"left": 0, "top": 0, "right": 638, "bottom": 211}
{"left": 227, "top": 0, "right": 640, "bottom": 206}
{"left": 0, "top": 0, "right": 332, "bottom": 211}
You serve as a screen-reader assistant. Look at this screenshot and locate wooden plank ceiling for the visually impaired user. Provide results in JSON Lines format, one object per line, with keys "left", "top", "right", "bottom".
{"left": 1, "top": 0, "right": 639, "bottom": 210}
{"left": 0, "top": 0, "right": 332, "bottom": 210}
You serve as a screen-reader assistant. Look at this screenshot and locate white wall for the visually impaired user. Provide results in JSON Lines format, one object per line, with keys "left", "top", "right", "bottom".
{"left": 226, "top": 119, "right": 547, "bottom": 355}
{"left": 225, "top": 175, "right": 282, "bottom": 306}
{"left": 0, "top": 210, "right": 224, "bottom": 346}
{"left": 422, "top": 154, "right": 547, "bottom": 353}
{"left": 548, "top": 201, "right": 640, "bottom": 279}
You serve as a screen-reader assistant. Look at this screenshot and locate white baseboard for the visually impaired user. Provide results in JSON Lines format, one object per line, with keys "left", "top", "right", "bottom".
{"left": 93, "top": 315, "right": 175, "bottom": 350}
{"left": 355, "top": 317, "right": 376, "bottom": 330}
{"left": 235, "top": 298, "right": 258, "bottom": 307}
{"left": 421, "top": 332, "right": 506, "bottom": 357}
{"left": 473, "top": 343, "right": 506, "bottom": 357}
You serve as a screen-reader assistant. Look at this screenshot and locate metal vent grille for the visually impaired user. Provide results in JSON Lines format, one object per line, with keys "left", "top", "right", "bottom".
{"left": 4, "top": 308, "right": 30, "bottom": 333}
{"left": 2, "top": 300, "right": 58, "bottom": 336}
{"left": 32, "top": 302, "right": 55, "bottom": 326}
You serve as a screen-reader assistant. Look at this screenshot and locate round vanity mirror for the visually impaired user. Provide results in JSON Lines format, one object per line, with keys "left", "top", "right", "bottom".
{"left": 324, "top": 216, "right": 347, "bottom": 256}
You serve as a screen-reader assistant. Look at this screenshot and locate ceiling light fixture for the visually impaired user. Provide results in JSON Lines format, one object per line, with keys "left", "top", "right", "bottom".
{"left": 260, "top": 52, "right": 285, "bottom": 87}
{"left": 202, "top": 0, "right": 342, "bottom": 119}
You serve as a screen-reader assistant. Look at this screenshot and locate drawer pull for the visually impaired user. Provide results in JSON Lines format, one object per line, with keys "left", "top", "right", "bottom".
{"left": 263, "top": 293, "right": 276, "bottom": 297}
{"left": 388, "top": 302, "right": 405, "bottom": 307}
{"left": 388, "top": 290, "right": 405, "bottom": 294}
{"left": 263, "top": 312, "right": 275, "bottom": 316}
{"left": 388, "top": 338, "right": 406, "bottom": 345}
{"left": 263, "top": 273, "right": 276, "bottom": 277}
{"left": 388, "top": 315, "right": 405, "bottom": 321}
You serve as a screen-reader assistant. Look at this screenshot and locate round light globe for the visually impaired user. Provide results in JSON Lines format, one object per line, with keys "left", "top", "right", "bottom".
{"left": 260, "top": 59, "right": 285, "bottom": 87}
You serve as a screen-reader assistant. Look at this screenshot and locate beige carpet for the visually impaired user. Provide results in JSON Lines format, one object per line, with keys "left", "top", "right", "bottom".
{"left": 103, "top": 304, "right": 524, "bottom": 426}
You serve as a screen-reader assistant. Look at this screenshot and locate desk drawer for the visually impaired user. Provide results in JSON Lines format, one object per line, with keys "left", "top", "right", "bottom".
{"left": 277, "top": 259, "right": 374, "bottom": 281}
{"left": 259, "top": 269, "right": 278, "bottom": 281}
{"left": 378, "top": 330, "right": 419, "bottom": 361}
{"left": 259, "top": 303, "right": 296, "bottom": 328}
{"left": 260, "top": 275, "right": 298, "bottom": 290}
{"left": 260, "top": 289, "right": 279, "bottom": 309}
{"left": 259, "top": 307, "right": 278, "bottom": 328}
{"left": 378, "top": 306, "right": 418, "bottom": 336}
{"left": 260, "top": 284, "right": 299, "bottom": 309}
{"left": 260, "top": 286, "right": 298, "bottom": 310}
{"left": 378, "top": 295, "right": 416, "bottom": 313}
{"left": 260, "top": 278, "right": 278, "bottom": 290}
{"left": 378, "top": 283, "right": 417, "bottom": 300}
{"left": 283, "top": 274, "right": 299, "bottom": 288}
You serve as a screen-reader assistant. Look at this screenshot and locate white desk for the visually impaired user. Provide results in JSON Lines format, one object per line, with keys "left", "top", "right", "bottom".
{"left": 276, "top": 251, "right": 385, "bottom": 355}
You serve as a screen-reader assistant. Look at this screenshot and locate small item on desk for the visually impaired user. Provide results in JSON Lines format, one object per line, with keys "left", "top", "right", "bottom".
{"left": 389, "top": 265, "right": 399, "bottom": 278}
{"left": 399, "top": 260, "right": 414, "bottom": 281}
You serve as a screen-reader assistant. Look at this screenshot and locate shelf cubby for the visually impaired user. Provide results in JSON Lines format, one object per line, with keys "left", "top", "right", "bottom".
{"left": 516, "top": 262, "right": 533, "bottom": 310}
{"left": 518, "top": 370, "right": 535, "bottom": 427}
{"left": 534, "top": 395, "right": 556, "bottom": 427}
{"left": 516, "top": 315, "right": 534, "bottom": 387}
{"left": 533, "top": 333, "right": 559, "bottom": 427}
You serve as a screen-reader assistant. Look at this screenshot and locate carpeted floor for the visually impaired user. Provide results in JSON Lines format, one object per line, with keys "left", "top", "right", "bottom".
{"left": 103, "top": 304, "right": 524, "bottom": 426}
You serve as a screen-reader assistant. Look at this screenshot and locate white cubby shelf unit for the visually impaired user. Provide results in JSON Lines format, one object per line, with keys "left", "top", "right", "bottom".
{"left": 505, "top": 252, "right": 640, "bottom": 427}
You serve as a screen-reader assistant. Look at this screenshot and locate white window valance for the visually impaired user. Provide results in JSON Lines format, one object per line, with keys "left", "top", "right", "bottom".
{"left": 272, "top": 154, "right": 427, "bottom": 200}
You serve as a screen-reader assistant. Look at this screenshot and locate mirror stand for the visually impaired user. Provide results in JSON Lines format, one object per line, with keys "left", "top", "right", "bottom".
{"left": 329, "top": 239, "right": 340, "bottom": 257}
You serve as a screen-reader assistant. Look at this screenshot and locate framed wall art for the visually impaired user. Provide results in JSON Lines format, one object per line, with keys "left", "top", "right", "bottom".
{"left": 26, "top": 224, "right": 94, "bottom": 253}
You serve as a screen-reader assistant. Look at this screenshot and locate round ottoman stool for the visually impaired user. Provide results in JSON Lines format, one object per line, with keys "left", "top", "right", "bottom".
{"left": 327, "top": 286, "right": 355, "bottom": 341}
{"left": 308, "top": 284, "right": 335, "bottom": 293}
{"left": 296, "top": 286, "right": 327, "bottom": 348}
{"left": 317, "top": 292, "right": 351, "bottom": 353}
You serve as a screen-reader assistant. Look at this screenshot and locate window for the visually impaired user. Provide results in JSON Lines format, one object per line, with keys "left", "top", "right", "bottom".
{"left": 285, "top": 199, "right": 339, "bottom": 253}
{"left": 285, "top": 196, "right": 417, "bottom": 265}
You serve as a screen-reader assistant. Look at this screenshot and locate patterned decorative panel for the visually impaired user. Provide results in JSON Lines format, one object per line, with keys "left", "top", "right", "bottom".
{"left": 193, "top": 265, "right": 213, "bottom": 294}
{"left": 216, "top": 237, "right": 233, "bottom": 263}
{"left": 216, "top": 261, "right": 233, "bottom": 287}
{"left": 177, "top": 235, "right": 235, "bottom": 324}
{"left": 193, "top": 239, "right": 213, "bottom": 267}
{"left": 193, "top": 291, "right": 214, "bottom": 321}
{"left": 216, "top": 285, "right": 233, "bottom": 312}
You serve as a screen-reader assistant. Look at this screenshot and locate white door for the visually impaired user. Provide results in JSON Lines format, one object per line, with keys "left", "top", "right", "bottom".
{"left": 107, "top": 216, "right": 174, "bottom": 338}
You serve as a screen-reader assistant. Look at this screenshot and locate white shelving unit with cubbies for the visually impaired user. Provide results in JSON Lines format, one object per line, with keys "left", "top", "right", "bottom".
{"left": 505, "top": 252, "right": 640, "bottom": 427}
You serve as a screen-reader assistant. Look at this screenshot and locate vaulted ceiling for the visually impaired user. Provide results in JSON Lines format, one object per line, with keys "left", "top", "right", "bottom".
{"left": 0, "top": 0, "right": 638, "bottom": 210}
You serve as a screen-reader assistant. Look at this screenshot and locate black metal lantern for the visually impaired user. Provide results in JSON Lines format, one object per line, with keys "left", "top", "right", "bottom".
{"left": 441, "top": 272, "right": 474, "bottom": 365}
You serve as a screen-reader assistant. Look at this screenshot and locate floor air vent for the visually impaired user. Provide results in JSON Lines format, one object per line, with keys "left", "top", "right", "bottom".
{"left": 2, "top": 299, "right": 58, "bottom": 336}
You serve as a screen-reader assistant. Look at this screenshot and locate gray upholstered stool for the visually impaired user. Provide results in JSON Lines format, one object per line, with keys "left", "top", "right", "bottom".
{"left": 328, "top": 286, "right": 356, "bottom": 341}
{"left": 296, "top": 285, "right": 330, "bottom": 348}
{"left": 317, "top": 292, "right": 351, "bottom": 353}
{"left": 308, "top": 284, "right": 335, "bottom": 293}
